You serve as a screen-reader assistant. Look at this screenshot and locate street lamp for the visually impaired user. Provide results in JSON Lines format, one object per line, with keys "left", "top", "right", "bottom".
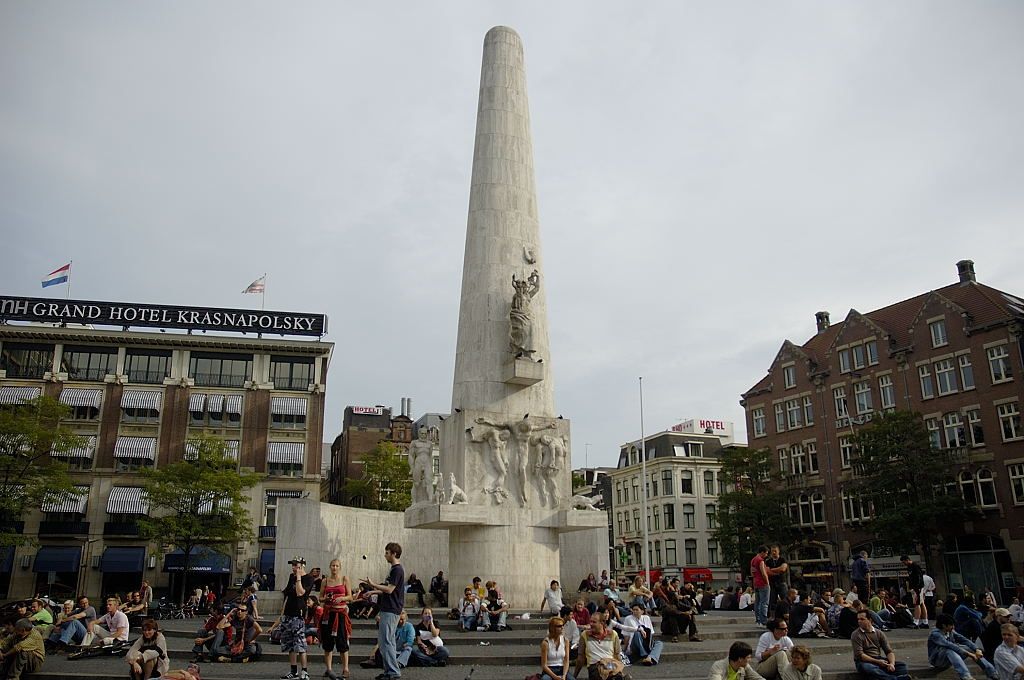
{"left": 638, "top": 377, "right": 650, "bottom": 582}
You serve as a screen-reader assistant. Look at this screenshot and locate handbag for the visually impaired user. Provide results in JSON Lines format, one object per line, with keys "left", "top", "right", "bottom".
{"left": 595, "top": 657, "right": 626, "bottom": 680}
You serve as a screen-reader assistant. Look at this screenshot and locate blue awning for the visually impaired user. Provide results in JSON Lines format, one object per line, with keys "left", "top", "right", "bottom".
{"left": 0, "top": 546, "right": 14, "bottom": 573}
{"left": 259, "top": 548, "right": 275, "bottom": 576}
{"left": 99, "top": 546, "right": 145, "bottom": 573}
{"left": 163, "top": 546, "right": 231, "bottom": 574}
{"left": 33, "top": 546, "right": 81, "bottom": 573}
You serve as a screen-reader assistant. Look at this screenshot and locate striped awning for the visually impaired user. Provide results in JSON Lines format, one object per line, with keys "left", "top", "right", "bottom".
{"left": 114, "top": 436, "right": 157, "bottom": 460}
{"left": 184, "top": 439, "right": 240, "bottom": 461}
{"left": 224, "top": 395, "right": 243, "bottom": 415}
{"left": 198, "top": 496, "right": 231, "bottom": 514}
{"left": 188, "top": 393, "right": 207, "bottom": 412}
{"left": 270, "top": 397, "right": 307, "bottom": 416}
{"left": 59, "top": 388, "right": 103, "bottom": 409}
{"left": 224, "top": 440, "right": 239, "bottom": 459}
{"left": 41, "top": 485, "right": 90, "bottom": 513}
{"left": 121, "top": 390, "right": 163, "bottom": 411}
{"left": 207, "top": 394, "right": 224, "bottom": 413}
{"left": 0, "top": 386, "right": 41, "bottom": 405}
{"left": 52, "top": 436, "right": 95, "bottom": 459}
{"left": 266, "top": 489, "right": 302, "bottom": 504}
{"left": 266, "top": 441, "right": 304, "bottom": 464}
{"left": 0, "top": 434, "right": 31, "bottom": 454}
{"left": 106, "top": 486, "right": 149, "bottom": 514}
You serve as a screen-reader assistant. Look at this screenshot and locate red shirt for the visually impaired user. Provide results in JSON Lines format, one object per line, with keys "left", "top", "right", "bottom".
{"left": 750, "top": 554, "right": 768, "bottom": 589}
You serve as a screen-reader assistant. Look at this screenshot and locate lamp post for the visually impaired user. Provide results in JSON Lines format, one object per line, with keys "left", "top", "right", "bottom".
{"left": 639, "top": 377, "right": 650, "bottom": 582}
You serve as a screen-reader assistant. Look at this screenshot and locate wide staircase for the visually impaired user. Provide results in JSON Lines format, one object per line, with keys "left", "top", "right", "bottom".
{"left": 30, "top": 597, "right": 946, "bottom": 680}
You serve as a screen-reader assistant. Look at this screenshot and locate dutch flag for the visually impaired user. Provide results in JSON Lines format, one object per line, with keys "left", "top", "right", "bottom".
{"left": 41, "top": 263, "right": 71, "bottom": 288}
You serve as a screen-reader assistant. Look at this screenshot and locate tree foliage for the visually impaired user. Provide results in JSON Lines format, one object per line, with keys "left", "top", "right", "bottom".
{"left": 0, "top": 396, "right": 85, "bottom": 547}
{"left": 847, "top": 409, "right": 976, "bottom": 558}
{"left": 343, "top": 441, "right": 411, "bottom": 511}
{"left": 137, "top": 434, "right": 259, "bottom": 602}
{"left": 712, "top": 446, "right": 798, "bottom": 570}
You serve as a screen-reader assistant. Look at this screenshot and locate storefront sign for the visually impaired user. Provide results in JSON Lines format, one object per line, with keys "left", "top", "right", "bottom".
{"left": 0, "top": 295, "right": 326, "bottom": 337}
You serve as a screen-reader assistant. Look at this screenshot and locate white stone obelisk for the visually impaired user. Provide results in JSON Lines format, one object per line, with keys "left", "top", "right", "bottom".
{"left": 405, "top": 26, "right": 603, "bottom": 607}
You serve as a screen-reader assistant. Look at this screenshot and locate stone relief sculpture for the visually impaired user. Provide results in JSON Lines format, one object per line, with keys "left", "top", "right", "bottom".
{"left": 445, "top": 473, "right": 469, "bottom": 505}
{"left": 534, "top": 433, "right": 568, "bottom": 508}
{"left": 570, "top": 495, "right": 600, "bottom": 511}
{"left": 509, "top": 270, "right": 540, "bottom": 360}
{"left": 409, "top": 428, "right": 435, "bottom": 505}
{"left": 469, "top": 425, "right": 512, "bottom": 504}
{"left": 475, "top": 415, "right": 557, "bottom": 507}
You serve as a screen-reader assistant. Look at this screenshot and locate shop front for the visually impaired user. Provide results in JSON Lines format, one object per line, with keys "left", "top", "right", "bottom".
{"left": 163, "top": 545, "right": 231, "bottom": 598}
{"left": 33, "top": 545, "right": 81, "bottom": 598}
{"left": 100, "top": 546, "right": 146, "bottom": 598}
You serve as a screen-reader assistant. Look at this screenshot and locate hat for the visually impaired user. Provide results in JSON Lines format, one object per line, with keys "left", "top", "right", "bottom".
{"left": 287, "top": 556, "right": 306, "bottom": 565}
{"left": 996, "top": 608, "right": 1011, "bottom": 617}
{"left": 832, "top": 588, "right": 845, "bottom": 596}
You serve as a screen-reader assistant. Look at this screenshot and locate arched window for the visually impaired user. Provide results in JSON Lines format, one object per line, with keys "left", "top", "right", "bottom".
{"left": 959, "top": 470, "right": 977, "bottom": 505}
{"left": 799, "top": 494, "right": 812, "bottom": 525}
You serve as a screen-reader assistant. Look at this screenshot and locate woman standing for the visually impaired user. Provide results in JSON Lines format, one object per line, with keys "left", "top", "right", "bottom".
{"left": 126, "top": 619, "right": 170, "bottom": 680}
{"left": 540, "top": 616, "right": 575, "bottom": 680}
{"left": 320, "top": 558, "right": 353, "bottom": 679}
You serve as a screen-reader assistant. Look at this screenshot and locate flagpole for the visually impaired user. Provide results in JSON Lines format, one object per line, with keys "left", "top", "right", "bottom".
{"left": 261, "top": 273, "right": 266, "bottom": 311}
{"left": 66, "top": 260, "right": 73, "bottom": 300}
{"left": 639, "top": 376, "right": 650, "bottom": 585}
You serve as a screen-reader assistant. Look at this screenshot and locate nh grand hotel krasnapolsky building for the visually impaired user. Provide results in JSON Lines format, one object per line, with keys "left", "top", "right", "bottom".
{"left": 0, "top": 295, "right": 332, "bottom": 599}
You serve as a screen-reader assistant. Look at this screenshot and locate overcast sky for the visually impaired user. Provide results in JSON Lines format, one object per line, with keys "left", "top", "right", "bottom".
{"left": 2, "top": 2, "right": 1022, "bottom": 469}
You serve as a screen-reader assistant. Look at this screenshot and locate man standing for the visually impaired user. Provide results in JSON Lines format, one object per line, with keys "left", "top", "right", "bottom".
{"left": 851, "top": 552, "right": 871, "bottom": 601}
{"left": 766, "top": 546, "right": 789, "bottom": 618}
{"left": 751, "top": 546, "right": 771, "bottom": 627}
{"left": 901, "top": 555, "right": 928, "bottom": 629}
{"left": 851, "top": 610, "right": 910, "bottom": 680}
{"left": 278, "top": 555, "right": 313, "bottom": 680}
{"left": 363, "top": 542, "right": 405, "bottom": 680}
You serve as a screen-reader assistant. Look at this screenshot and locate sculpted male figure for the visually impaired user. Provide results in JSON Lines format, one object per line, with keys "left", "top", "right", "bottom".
{"left": 409, "top": 428, "right": 435, "bottom": 505}
{"left": 471, "top": 426, "right": 511, "bottom": 502}
{"left": 534, "top": 433, "right": 568, "bottom": 507}
{"left": 475, "top": 415, "right": 557, "bottom": 506}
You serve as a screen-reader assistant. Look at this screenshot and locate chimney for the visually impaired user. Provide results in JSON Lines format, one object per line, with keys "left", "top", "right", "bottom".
{"left": 815, "top": 311, "right": 830, "bottom": 334}
{"left": 406, "top": 398, "right": 412, "bottom": 418}
{"left": 957, "top": 260, "right": 976, "bottom": 284}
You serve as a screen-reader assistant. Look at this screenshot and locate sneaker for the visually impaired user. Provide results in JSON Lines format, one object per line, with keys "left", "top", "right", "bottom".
{"left": 359, "top": 660, "right": 377, "bottom": 669}
{"left": 282, "top": 673, "right": 301, "bottom": 679}
{"left": 301, "top": 671, "right": 310, "bottom": 680}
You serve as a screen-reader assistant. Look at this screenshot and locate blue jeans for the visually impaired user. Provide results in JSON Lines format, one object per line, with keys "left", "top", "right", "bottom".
{"left": 409, "top": 644, "right": 449, "bottom": 667}
{"left": 856, "top": 660, "right": 910, "bottom": 680}
{"left": 755, "top": 586, "right": 770, "bottom": 625}
{"left": 932, "top": 649, "right": 996, "bottom": 680}
{"left": 378, "top": 612, "right": 400, "bottom": 678}
{"left": 542, "top": 666, "right": 575, "bottom": 680}
{"left": 55, "top": 618, "right": 87, "bottom": 644}
{"left": 628, "top": 633, "right": 663, "bottom": 664}
{"left": 461, "top": 615, "right": 478, "bottom": 631}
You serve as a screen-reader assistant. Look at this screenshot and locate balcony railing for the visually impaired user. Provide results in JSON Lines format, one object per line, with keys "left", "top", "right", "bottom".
{"left": 104, "top": 521, "right": 141, "bottom": 536}
{"left": 128, "top": 370, "right": 168, "bottom": 384}
{"left": 66, "top": 367, "right": 110, "bottom": 381}
{"left": 272, "top": 377, "right": 310, "bottom": 391}
{"left": 38, "top": 520, "right": 90, "bottom": 536}
{"left": 259, "top": 525, "right": 277, "bottom": 539}
{"left": 943, "top": 445, "right": 971, "bottom": 464}
{"left": 191, "top": 373, "right": 248, "bottom": 388}
{"left": 1, "top": 365, "right": 49, "bottom": 379}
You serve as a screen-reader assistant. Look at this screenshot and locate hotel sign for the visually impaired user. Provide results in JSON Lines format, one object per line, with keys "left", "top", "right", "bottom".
{"left": 0, "top": 295, "right": 327, "bottom": 337}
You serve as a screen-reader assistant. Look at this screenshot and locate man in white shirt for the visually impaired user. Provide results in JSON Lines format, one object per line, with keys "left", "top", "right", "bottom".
{"left": 715, "top": 590, "right": 725, "bottom": 610}
{"left": 755, "top": 618, "right": 794, "bottom": 679}
{"left": 541, "top": 580, "right": 564, "bottom": 616}
{"left": 87, "top": 598, "right": 129, "bottom": 645}
{"left": 1008, "top": 599, "right": 1024, "bottom": 626}
{"left": 923, "top": 574, "right": 937, "bottom": 620}
{"left": 994, "top": 624, "right": 1024, "bottom": 680}
{"left": 614, "top": 604, "right": 663, "bottom": 665}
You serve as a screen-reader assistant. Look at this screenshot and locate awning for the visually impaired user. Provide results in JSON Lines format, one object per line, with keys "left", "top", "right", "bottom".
{"left": 270, "top": 397, "right": 307, "bottom": 416}
{"left": 0, "top": 546, "right": 14, "bottom": 573}
{"left": 259, "top": 548, "right": 275, "bottom": 575}
{"left": 224, "top": 440, "right": 239, "bottom": 459}
{"left": 267, "top": 441, "right": 304, "bottom": 464}
{"left": 121, "top": 390, "right": 163, "bottom": 411}
{"left": 59, "top": 388, "right": 103, "bottom": 408}
{"left": 163, "top": 546, "right": 231, "bottom": 574}
{"left": 266, "top": 489, "right": 302, "bottom": 504}
{"left": 0, "top": 386, "right": 41, "bottom": 405}
{"left": 207, "top": 394, "right": 224, "bottom": 413}
{"left": 106, "top": 487, "right": 149, "bottom": 514}
{"left": 184, "top": 439, "right": 239, "bottom": 460}
{"left": 52, "top": 436, "right": 95, "bottom": 459}
{"left": 114, "top": 436, "right": 157, "bottom": 460}
{"left": 188, "top": 393, "right": 207, "bottom": 412}
{"left": 99, "top": 546, "right": 145, "bottom": 573}
{"left": 41, "top": 486, "right": 90, "bottom": 513}
{"left": 682, "top": 567, "right": 714, "bottom": 583}
{"left": 33, "top": 546, "right": 81, "bottom": 573}
{"left": 0, "top": 434, "right": 31, "bottom": 453}
{"left": 224, "top": 395, "right": 243, "bottom": 415}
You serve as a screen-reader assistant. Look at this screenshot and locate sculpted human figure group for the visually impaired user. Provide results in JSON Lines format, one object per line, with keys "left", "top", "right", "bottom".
{"left": 473, "top": 416, "right": 564, "bottom": 508}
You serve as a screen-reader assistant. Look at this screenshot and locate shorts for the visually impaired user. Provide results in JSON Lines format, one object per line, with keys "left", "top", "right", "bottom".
{"left": 320, "top": 623, "right": 349, "bottom": 653}
{"left": 279, "top": 615, "right": 307, "bottom": 653}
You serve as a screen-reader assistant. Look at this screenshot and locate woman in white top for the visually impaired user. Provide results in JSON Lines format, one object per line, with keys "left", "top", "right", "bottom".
{"left": 754, "top": 618, "right": 795, "bottom": 679}
{"left": 739, "top": 588, "right": 754, "bottom": 611}
{"left": 615, "top": 604, "right": 663, "bottom": 665}
{"left": 541, "top": 617, "right": 575, "bottom": 680}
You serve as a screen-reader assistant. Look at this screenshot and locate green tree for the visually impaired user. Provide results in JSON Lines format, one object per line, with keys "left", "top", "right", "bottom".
{"left": 712, "top": 446, "right": 798, "bottom": 571}
{"left": 343, "top": 441, "right": 411, "bottom": 511}
{"left": 847, "top": 409, "right": 976, "bottom": 563}
{"left": 137, "top": 434, "right": 259, "bottom": 602}
{"left": 0, "top": 396, "right": 84, "bottom": 547}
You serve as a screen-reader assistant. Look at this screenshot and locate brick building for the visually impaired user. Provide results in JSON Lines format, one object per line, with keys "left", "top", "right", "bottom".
{"left": 740, "top": 261, "right": 1024, "bottom": 599}
{"left": 0, "top": 295, "right": 332, "bottom": 599}
{"left": 327, "top": 400, "right": 415, "bottom": 506}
